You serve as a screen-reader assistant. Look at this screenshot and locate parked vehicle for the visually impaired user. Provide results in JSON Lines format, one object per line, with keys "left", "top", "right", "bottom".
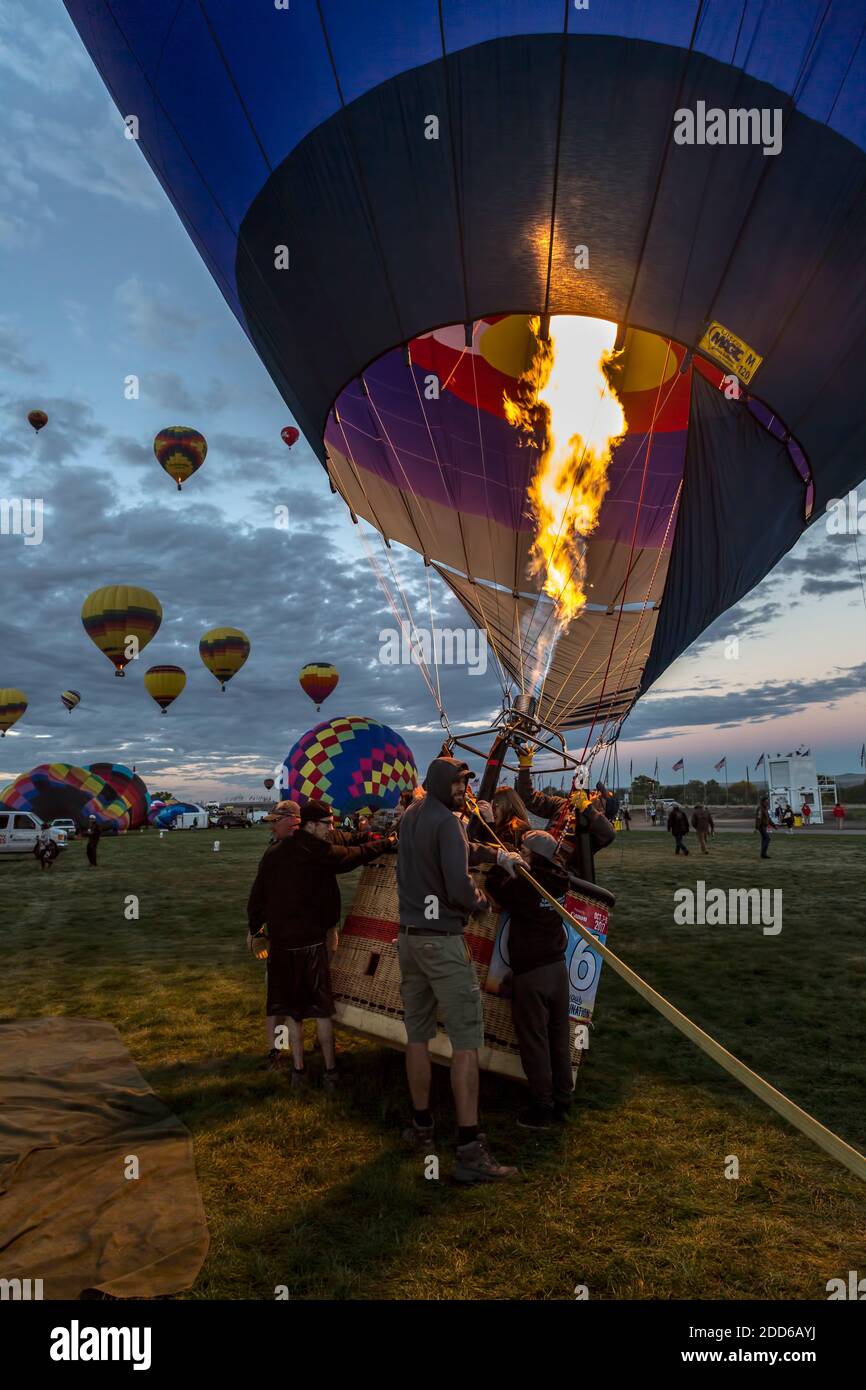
{"left": 50, "top": 818, "right": 78, "bottom": 839}
{"left": 0, "top": 811, "right": 67, "bottom": 854}
{"left": 215, "top": 812, "right": 251, "bottom": 829}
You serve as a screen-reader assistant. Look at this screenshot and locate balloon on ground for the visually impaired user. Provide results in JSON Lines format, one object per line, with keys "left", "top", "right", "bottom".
{"left": 81, "top": 586, "right": 162, "bottom": 677}
{"left": 199, "top": 628, "right": 250, "bottom": 691}
{"left": 0, "top": 763, "right": 151, "bottom": 830}
{"left": 283, "top": 716, "right": 417, "bottom": 817}
{"left": 0, "top": 690, "right": 28, "bottom": 737}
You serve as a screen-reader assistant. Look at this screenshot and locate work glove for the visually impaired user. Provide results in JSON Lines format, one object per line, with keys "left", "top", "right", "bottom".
{"left": 496, "top": 849, "right": 523, "bottom": 877}
{"left": 517, "top": 746, "right": 534, "bottom": 768}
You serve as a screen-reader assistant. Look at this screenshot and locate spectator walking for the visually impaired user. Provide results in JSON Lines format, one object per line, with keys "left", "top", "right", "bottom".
{"left": 832, "top": 801, "right": 846, "bottom": 831}
{"left": 396, "top": 756, "right": 516, "bottom": 1182}
{"left": 667, "top": 804, "right": 690, "bottom": 855}
{"left": 621, "top": 805, "right": 631, "bottom": 831}
{"left": 690, "top": 804, "right": 714, "bottom": 854}
{"left": 756, "top": 797, "right": 775, "bottom": 858}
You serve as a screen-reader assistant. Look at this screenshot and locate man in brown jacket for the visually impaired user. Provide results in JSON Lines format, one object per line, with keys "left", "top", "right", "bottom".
{"left": 691, "top": 804, "right": 714, "bottom": 854}
{"left": 515, "top": 749, "right": 615, "bottom": 884}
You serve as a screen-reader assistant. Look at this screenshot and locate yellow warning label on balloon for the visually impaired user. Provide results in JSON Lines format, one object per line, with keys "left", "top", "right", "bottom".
{"left": 699, "top": 322, "right": 763, "bottom": 384}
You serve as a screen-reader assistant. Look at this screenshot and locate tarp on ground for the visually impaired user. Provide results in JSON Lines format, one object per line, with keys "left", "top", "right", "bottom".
{"left": 0, "top": 1017, "right": 209, "bottom": 1299}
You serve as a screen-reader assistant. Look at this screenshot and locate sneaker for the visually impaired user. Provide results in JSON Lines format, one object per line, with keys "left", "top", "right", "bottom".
{"left": 291, "top": 1067, "right": 310, "bottom": 1090}
{"left": 322, "top": 1068, "right": 341, "bottom": 1091}
{"left": 453, "top": 1133, "right": 517, "bottom": 1183}
{"left": 517, "top": 1105, "right": 554, "bottom": 1131}
{"left": 402, "top": 1119, "right": 436, "bottom": 1151}
{"left": 263, "top": 1048, "right": 289, "bottom": 1073}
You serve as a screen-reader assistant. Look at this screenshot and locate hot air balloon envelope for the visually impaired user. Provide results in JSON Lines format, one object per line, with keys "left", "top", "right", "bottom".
{"left": 27, "top": 410, "right": 48, "bottom": 433}
{"left": 60, "top": 689, "right": 82, "bottom": 713}
{"left": 0, "top": 690, "right": 28, "bottom": 738}
{"left": 299, "top": 662, "right": 339, "bottom": 711}
{"left": 153, "top": 426, "right": 207, "bottom": 491}
{"left": 281, "top": 426, "right": 300, "bottom": 448}
{"left": 199, "top": 628, "right": 250, "bottom": 690}
{"left": 283, "top": 716, "right": 417, "bottom": 817}
{"left": 81, "top": 586, "right": 162, "bottom": 677}
{"left": 144, "top": 664, "right": 187, "bottom": 714}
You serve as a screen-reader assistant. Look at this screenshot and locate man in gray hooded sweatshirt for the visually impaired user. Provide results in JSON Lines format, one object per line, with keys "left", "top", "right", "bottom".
{"left": 396, "top": 757, "right": 516, "bottom": 1183}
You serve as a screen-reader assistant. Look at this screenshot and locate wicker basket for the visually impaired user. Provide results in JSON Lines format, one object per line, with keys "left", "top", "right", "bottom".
{"left": 332, "top": 854, "right": 611, "bottom": 1082}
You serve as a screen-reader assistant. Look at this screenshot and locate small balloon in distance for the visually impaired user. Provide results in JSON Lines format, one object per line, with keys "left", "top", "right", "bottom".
{"left": 28, "top": 410, "right": 48, "bottom": 432}
{"left": 281, "top": 426, "right": 300, "bottom": 448}
{"left": 61, "top": 689, "right": 82, "bottom": 713}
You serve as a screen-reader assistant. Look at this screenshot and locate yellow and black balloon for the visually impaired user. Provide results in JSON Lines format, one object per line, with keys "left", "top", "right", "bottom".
{"left": 81, "top": 585, "right": 162, "bottom": 677}
{"left": 61, "top": 689, "right": 81, "bottom": 713}
{"left": 199, "top": 627, "right": 250, "bottom": 691}
{"left": 299, "top": 662, "right": 339, "bottom": 711}
{"left": 154, "top": 426, "right": 207, "bottom": 491}
{"left": 144, "top": 664, "right": 187, "bottom": 714}
{"left": 0, "top": 689, "right": 28, "bottom": 737}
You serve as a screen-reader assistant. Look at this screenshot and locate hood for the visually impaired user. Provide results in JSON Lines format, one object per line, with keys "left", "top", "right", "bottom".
{"left": 423, "top": 757, "right": 470, "bottom": 808}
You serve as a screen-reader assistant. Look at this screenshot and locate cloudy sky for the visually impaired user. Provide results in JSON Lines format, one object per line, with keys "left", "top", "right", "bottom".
{"left": 1, "top": 0, "right": 865, "bottom": 801}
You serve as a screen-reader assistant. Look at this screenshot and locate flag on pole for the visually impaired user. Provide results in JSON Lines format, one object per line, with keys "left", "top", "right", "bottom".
{"left": 860, "top": 743, "right": 865, "bottom": 769}
{"left": 755, "top": 753, "right": 765, "bottom": 769}
{"left": 714, "top": 756, "right": 727, "bottom": 772}
{"left": 653, "top": 759, "right": 659, "bottom": 780}
{"left": 672, "top": 759, "right": 684, "bottom": 772}
{"left": 629, "top": 759, "right": 633, "bottom": 779}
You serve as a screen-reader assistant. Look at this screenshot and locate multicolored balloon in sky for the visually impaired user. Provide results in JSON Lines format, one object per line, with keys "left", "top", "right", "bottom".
{"left": 199, "top": 627, "right": 250, "bottom": 691}
{"left": 299, "top": 662, "right": 339, "bottom": 711}
{"left": 60, "top": 689, "right": 81, "bottom": 713}
{"left": 144, "top": 664, "right": 187, "bottom": 714}
{"left": 0, "top": 690, "right": 28, "bottom": 737}
{"left": 283, "top": 716, "right": 416, "bottom": 817}
{"left": 153, "top": 426, "right": 207, "bottom": 491}
{"left": 81, "top": 585, "right": 162, "bottom": 677}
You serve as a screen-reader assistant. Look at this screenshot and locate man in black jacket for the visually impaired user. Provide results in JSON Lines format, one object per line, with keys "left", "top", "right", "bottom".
{"left": 247, "top": 800, "right": 391, "bottom": 1085}
{"left": 486, "top": 831, "right": 573, "bottom": 1130}
{"left": 515, "top": 749, "right": 615, "bottom": 884}
{"left": 667, "top": 804, "right": 690, "bottom": 855}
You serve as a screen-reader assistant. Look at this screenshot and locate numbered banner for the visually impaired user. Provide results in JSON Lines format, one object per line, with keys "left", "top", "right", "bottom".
{"left": 483, "top": 893, "right": 609, "bottom": 1025}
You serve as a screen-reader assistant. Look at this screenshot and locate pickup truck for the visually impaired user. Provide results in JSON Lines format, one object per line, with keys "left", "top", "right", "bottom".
{"left": 0, "top": 811, "right": 68, "bottom": 854}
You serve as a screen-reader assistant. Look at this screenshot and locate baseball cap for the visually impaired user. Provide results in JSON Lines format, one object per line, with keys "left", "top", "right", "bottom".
{"left": 262, "top": 800, "right": 301, "bottom": 823}
{"left": 300, "top": 800, "right": 335, "bottom": 825}
{"left": 521, "top": 829, "right": 559, "bottom": 861}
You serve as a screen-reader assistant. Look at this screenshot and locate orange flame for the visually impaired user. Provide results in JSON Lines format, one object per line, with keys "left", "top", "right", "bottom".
{"left": 506, "top": 316, "right": 625, "bottom": 626}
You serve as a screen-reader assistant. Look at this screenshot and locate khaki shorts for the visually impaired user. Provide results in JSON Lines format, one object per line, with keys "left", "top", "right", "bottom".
{"left": 397, "top": 931, "right": 483, "bottom": 1052}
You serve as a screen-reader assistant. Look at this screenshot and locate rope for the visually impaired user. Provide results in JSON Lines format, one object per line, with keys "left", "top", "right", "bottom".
{"left": 465, "top": 790, "right": 866, "bottom": 1185}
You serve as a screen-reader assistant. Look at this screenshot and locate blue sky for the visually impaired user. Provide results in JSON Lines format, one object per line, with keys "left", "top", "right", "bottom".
{"left": 1, "top": 0, "right": 864, "bottom": 801}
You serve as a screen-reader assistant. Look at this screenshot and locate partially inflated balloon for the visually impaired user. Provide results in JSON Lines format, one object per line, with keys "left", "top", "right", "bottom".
{"left": 199, "top": 627, "right": 250, "bottom": 690}
{"left": 154, "top": 426, "right": 207, "bottom": 491}
{"left": 27, "top": 410, "right": 48, "bottom": 433}
{"left": 299, "top": 662, "right": 339, "bottom": 711}
{"left": 61, "top": 689, "right": 81, "bottom": 713}
{"left": 144, "top": 664, "right": 187, "bottom": 714}
{"left": 0, "top": 689, "right": 28, "bottom": 737}
{"left": 281, "top": 426, "right": 299, "bottom": 448}
{"left": 81, "top": 585, "right": 162, "bottom": 677}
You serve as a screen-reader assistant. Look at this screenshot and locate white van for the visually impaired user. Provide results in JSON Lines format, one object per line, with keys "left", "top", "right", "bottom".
{"left": 0, "top": 811, "right": 68, "bottom": 854}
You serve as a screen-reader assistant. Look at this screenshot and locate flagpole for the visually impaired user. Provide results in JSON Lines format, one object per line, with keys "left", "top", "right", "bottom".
{"left": 681, "top": 761, "right": 685, "bottom": 794}
{"left": 725, "top": 761, "right": 729, "bottom": 806}
{"left": 746, "top": 764, "right": 751, "bottom": 801}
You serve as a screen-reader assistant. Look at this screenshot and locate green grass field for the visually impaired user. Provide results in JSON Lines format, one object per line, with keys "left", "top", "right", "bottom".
{"left": 2, "top": 826, "right": 864, "bottom": 1300}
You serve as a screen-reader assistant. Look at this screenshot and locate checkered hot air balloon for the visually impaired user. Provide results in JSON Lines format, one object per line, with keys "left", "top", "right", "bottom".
{"left": 153, "top": 426, "right": 207, "bottom": 491}
{"left": 299, "top": 662, "right": 339, "bottom": 712}
{"left": 283, "top": 716, "right": 417, "bottom": 817}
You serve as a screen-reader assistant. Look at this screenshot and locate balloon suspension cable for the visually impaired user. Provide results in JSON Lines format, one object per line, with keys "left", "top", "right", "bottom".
{"left": 462, "top": 786, "right": 866, "bottom": 1185}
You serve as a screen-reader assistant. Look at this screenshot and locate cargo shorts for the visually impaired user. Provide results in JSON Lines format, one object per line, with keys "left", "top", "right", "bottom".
{"left": 397, "top": 931, "right": 484, "bottom": 1052}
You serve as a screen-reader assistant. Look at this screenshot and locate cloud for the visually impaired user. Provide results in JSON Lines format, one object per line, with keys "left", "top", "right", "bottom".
{"left": 115, "top": 277, "right": 204, "bottom": 351}
{"left": 4, "top": 107, "right": 163, "bottom": 215}
{"left": 0, "top": 316, "right": 44, "bottom": 375}
{"left": 0, "top": 1, "right": 92, "bottom": 95}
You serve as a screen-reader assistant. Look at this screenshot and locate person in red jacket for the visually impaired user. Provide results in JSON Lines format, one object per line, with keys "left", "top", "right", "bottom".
{"left": 247, "top": 800, "right": 392, "bottom": 1085}
{"left": 801, "top": 800, "right": 812, "bottom": 826}
{"left": 832, "top": 802, "right": 846, "bottom": 830}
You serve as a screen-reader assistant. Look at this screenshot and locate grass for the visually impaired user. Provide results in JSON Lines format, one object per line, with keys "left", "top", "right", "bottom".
{"left": 1, "top": 825, "right": 864, "bottom": 1300}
